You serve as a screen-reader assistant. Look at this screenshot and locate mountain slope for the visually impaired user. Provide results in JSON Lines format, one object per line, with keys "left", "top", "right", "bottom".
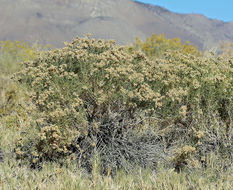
{"left": 0, "top": 0, "right": 232, "bottom": 49}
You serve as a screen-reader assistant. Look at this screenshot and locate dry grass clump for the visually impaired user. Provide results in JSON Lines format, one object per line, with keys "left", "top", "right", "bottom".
{"left": 0, "top": 153, "right": 232, "bottom": 190}
{"left": 72, "top": 103, "right": 164, "bottom": 175}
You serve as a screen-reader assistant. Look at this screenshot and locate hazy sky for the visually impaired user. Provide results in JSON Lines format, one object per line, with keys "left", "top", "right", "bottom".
{"left": 136, "top": 0, "right": 233, "bottom": 22}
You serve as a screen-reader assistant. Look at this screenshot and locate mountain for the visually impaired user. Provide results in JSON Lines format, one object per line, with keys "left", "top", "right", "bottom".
{"left": 0, "top": 0, "right": 232, "bottom": 49}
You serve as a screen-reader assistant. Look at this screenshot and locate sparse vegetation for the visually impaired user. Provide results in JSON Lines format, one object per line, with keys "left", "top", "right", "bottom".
{"left": 0, "top": 35, "right": 232, "bottom": 189}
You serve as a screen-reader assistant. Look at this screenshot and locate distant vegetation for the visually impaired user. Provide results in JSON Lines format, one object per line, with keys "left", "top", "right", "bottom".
{"left": 133, "top": 33, "right": 200, "bottom": 58}
{"left": 0, "top": 35, "right": 232, "bottom": 189}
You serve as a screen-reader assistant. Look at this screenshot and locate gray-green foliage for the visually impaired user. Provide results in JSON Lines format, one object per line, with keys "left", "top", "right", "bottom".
{"left": 0, "top": 35, "right": 232, "bottom": 188}
{"left": 14, "top": 36, "right": 165, "bottom": 172}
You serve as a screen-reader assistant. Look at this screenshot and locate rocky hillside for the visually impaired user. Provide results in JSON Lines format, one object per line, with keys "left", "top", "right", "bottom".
{"left": 0, "top": 0, "right": 232, "bottom": 49}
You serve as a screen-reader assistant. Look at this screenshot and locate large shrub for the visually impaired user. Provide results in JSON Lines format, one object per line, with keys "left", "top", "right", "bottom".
{"left": 14, "top": 36, "right": 164, "bottom": 172}
{"left": 132, "top": 35, "right": 232, "bottom": 171}
{"left": 14, "top": 35, "right": 232, "bottom": 173}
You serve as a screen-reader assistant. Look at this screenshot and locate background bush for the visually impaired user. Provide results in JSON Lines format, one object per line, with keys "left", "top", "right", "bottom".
{"left": 131, "top": 35, "right": 233, "bottom": 172}
{"left": 132, "top": 33, "right": 200, "bottom": 58}
{"left": 0, "top": 41, "right": 38, "bottom": 75}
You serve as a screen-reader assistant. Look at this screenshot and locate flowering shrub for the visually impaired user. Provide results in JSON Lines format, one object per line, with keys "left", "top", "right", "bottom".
{"left": 14, "top": 36, "right": 164, "bottom": 170}
{"left": 13, "top": 35, "right": 232, "bottom": 173}
{"left": 133, "top": 35, "right": 233, "bottom": 171}
{"left": 153, "top": 52, "right": 232, "bottom": 122}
